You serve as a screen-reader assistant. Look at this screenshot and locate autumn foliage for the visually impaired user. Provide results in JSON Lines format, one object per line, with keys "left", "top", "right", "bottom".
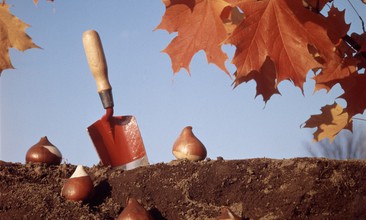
{"left": 1, "top": 0, "right": 366, "bottom": 143}
{"left": 0, "top": 3, "right": 39, "bottom": 74}
{"left": 156, "top": 0, "right": 366, "bottom": 142}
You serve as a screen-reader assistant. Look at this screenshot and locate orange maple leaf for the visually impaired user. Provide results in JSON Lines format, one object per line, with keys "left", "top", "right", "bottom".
{"left": 0, "top": 3, "right": 39, "bottom": 74}
{"left": 156, "top": 0, "right": 239, "bottom": 75}
{"left": 226, "top": 0, "right": 323, "bottom": 91}
{"left": 303, "top": 102, "right": 352, "bottom": 142}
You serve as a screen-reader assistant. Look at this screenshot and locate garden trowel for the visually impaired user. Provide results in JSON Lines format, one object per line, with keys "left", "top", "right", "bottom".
{"left": 82, "top": 30, "right": 149, "bottom": 170}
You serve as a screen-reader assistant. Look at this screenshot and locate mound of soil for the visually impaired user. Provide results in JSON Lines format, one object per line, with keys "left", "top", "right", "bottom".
{"left": 0, "top": 157, "right": 365, "bottom": 219}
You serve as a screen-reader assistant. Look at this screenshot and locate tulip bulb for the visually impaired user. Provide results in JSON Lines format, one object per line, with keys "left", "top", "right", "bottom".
{"left": 216, "top": 207, "right": 241, "bottom": 220}
{"left": 61, "top": 165, "right": 94, "bottom": 201}
{"left": 172, "top": 126, "right": 207, "bottom": 161}
{"left": 117, "top": 198, "right": 153, "bottom": 220}
{"left": 25, "top": 136, "right": 62, "bottom": 165}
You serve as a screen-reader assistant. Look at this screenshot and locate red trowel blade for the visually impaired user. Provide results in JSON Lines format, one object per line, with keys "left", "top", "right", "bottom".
{"left": 87, "top": 115, "right": 147, "bottom": 168}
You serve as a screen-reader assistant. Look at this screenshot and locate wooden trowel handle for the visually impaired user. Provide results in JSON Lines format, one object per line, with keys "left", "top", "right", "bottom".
{"left": 83, "top": 30, "right": 114, "bottom": 109}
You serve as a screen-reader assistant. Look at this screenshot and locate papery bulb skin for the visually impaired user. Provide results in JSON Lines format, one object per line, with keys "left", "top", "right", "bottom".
{"left": 216, "top": 207, "right": 242, "bottom": 220}
{"left": 172, "top": 126, "right": 207, "bottom": 161}
{"left": 61, "top": 165, "right": 94, "bottom": 202}
{"left": 25, "top": 136, "right": 62, "bottom": 165}
{"left": 117, "top": 198, "right": 153, "bottom": 220}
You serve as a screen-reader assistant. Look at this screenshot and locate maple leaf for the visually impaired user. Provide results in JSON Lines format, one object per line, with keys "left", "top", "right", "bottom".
{"left": 335, "top": 73, "right": 366, "bottom": 118}
{"left": 321, "top": 6, "right": 350, "bottom": 44}
{"left": 292, "top": 5, "right": 351, "bottom": 92}
{"left": 156, "top": 0, "right": 239, "bottom": 75}
{"left": 313, "top": 56, "right": 359, "bottom": 92}
{"left": 310, "top": 6, "right": 356, "bottom": 92}
{"left": 303, "top": 102, "right": 352, "bottom": 142}
{"left": 234, "top": 56, "right": 280, "bottom": 103}
{"left": 226, "top": 0, "right": 323, "bottom": 92}
{"left": 0, "top": 3, "right": 39, "bottom": 74}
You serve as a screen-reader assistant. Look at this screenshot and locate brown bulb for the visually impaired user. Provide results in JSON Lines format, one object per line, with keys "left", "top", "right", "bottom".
{"left": 117, "top": 198, "right": 153, "bottom": 220}
{"left": 25, "top": 136, "right": 62, "bottom": 165}
{"left": 216, "top": 207, "right": 241, "bottom": 220}
{"left": 172, "top": 126, "right": 207, "bottom": 161}
{"left": 61, "top": 165, "right": 94, "bottom": 201}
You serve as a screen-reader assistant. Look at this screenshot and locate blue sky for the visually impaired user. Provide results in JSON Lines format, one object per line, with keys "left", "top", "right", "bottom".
{"left": 1, "top": 1, "right": 366, "bottom": 166}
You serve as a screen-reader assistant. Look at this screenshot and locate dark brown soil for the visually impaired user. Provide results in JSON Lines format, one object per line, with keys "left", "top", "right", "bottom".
{"left": 0, "top": 157, "right": 366, "bottom": 219}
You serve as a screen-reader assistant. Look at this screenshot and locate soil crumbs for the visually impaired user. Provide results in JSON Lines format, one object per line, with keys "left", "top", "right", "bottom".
{"left": 0, "top": 157, "right": 365, "bottom": 220}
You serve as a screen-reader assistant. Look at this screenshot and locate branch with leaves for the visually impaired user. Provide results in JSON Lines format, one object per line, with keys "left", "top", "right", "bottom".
{"left": 156, "top": 0, "right": 366, "bottom": 142}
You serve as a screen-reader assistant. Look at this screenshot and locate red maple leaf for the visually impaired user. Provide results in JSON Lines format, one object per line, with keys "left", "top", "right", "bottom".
{"left": 322, "top": 6, "right": 350, "bottom": 44}
{"left": 226, "top": 0, "right": 325, "bottom": 92}
{"left": 336, "top": 73, "right": 366, "bottom": 118}
{"left": 233, "top": 57, "right": 280, "bottom": 103}
{"left": 156, "top": 0, "right": 236, "bottom": 75}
